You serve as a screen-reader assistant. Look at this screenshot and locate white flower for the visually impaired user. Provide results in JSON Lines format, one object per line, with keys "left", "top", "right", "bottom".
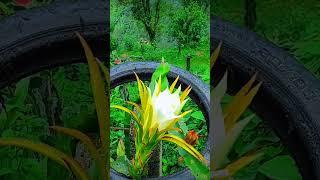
{"left": 152, "top": 86, "right": 188, "bottom": 131}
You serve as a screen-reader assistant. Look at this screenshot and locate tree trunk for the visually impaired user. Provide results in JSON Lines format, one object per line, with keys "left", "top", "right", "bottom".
{"left": 244, "top": 0, "right": 257, "bottom": 30}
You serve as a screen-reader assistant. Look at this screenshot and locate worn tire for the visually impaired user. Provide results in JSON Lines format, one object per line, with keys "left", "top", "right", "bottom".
{"left": 211, "top": 16, "right": 320, "bottom": 179}
{"left": 0, "top": 0, "right": 108, "bottom": 89}
{"left": 110, "top": 62, "right": 210, "bottom": 179}
{"left": 0, "top": 0, "right": 108, "bottom": 177}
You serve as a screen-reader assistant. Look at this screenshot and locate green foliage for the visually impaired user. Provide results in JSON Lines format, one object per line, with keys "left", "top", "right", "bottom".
{"left": 124, "top": 0, "right": 162, "bottom": 43}
{"left": 53, "top": 64, "right": 97, "bottom": 131}
{"left": 170, "top": 2, "right": 208, "bottom": 53}
{"left": 149, "top": 60, "right": 170, "bottom": 92}
{"left": 0, "top": 77, "right": 52, "bottom": 180}
{"left": 181, "top": 150, "right": 210, "bottom": 179}
{"left": 111, "top": 0, "right": 210, "bottom": 79}
{"left": 111, "top": 139, "right": 130, "bottom": 176}
{"left": 258, "top": 156, "right": 302, "bottom": 180}
{"left": 181, "top": 0, "right": 210, "bottom": 9}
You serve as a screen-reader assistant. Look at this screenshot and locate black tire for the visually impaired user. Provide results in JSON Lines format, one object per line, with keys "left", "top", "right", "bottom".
{"left": 0, "top": 0, "right": 108, "bottom": 89}
{"left": 211, "top": 16, "right": 320, "bottom": 179}
{"left": 0, "top": 0, "right": 107, "bottom": 177}
{"left": 110, "top": 62, "right": 210, "bottom": 179}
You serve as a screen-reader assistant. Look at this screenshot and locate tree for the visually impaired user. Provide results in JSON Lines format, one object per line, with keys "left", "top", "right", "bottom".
{"left": 170, "top": 2, "right": 207, "bottom": 55}
{"left": 129, "top": 0, "right": 162, "bottom": 45}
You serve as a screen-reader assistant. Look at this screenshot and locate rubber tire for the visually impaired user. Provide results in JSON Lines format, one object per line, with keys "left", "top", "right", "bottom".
{"left": 0, "top": 1, "right": 210, "bottom": 179}
{"left": 0, "top": 0, "right": 108, "bottom": 89}
{"left": 211, "top": 16, "right": 320, "bottom": 179}
{"left": 110, "top": 62, "right": 210, "bottom": 180}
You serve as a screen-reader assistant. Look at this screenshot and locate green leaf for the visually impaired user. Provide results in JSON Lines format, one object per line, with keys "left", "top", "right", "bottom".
{"left": 259, "top": 156, "right": 302, "bottom": 180}
{"left": 191, "top": 111, "right": 205, "bottom": 121}
{"left": 6, "top": 77, "right": 30, "bottom": 110}
{"left": 178, "top": 121, "right": 188, "bottom": 135}
{"left": 149, "top": 61, "right": 170, "bottom": 93}
{"left": 113, "top": 156, "right": 130, "bottom": 176}
{"left": 116, "top": 139, "right": 126, "bottom": 157}
{"left": 111, "top": 154, "right": 130, "bottom": 176}
{"left": 183, "top": 152, "right": 210, "bottom": 180}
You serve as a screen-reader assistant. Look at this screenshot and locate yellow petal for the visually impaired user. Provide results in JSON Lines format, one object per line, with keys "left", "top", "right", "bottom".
{"left": 225, "top": 152, "right": 263, "bottom": 176}
{"left": 180, "top": 85, "right": 192, "bottom": 102}
{"left": 169, "top": 76, "right": 180, "bottom": 93}
{"left": 224, "top": 74, "right": 261, "bottom": 132}
{"left": 211, "top": 41, "right": 222, "bottom": 69}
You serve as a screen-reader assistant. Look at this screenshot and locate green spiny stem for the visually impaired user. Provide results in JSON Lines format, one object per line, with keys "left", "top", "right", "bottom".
{"left": 130, "top": 140, "right": 159, "bottom": 178}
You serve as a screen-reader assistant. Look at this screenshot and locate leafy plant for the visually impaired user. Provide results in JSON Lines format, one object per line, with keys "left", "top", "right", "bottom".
{"left": 211, "top": 43, "right": 263, "bottom": 179}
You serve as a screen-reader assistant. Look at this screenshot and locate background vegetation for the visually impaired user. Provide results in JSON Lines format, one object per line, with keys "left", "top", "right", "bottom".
{"left": 0, "top": 64, "right": 96, "bottom": 179}
{"left": 110, "top": 0, "right": 210, "bottom": 83}
{"left": 212, "top": 0, "right": 320, "bottom": 78}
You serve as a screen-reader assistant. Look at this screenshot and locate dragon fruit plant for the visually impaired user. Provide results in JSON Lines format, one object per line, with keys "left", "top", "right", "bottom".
{"left": 112, "top": 60, "right": 208, "bottom": 178}
{"left": 211, "top": 43, "right": 263, "bottom": 179}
